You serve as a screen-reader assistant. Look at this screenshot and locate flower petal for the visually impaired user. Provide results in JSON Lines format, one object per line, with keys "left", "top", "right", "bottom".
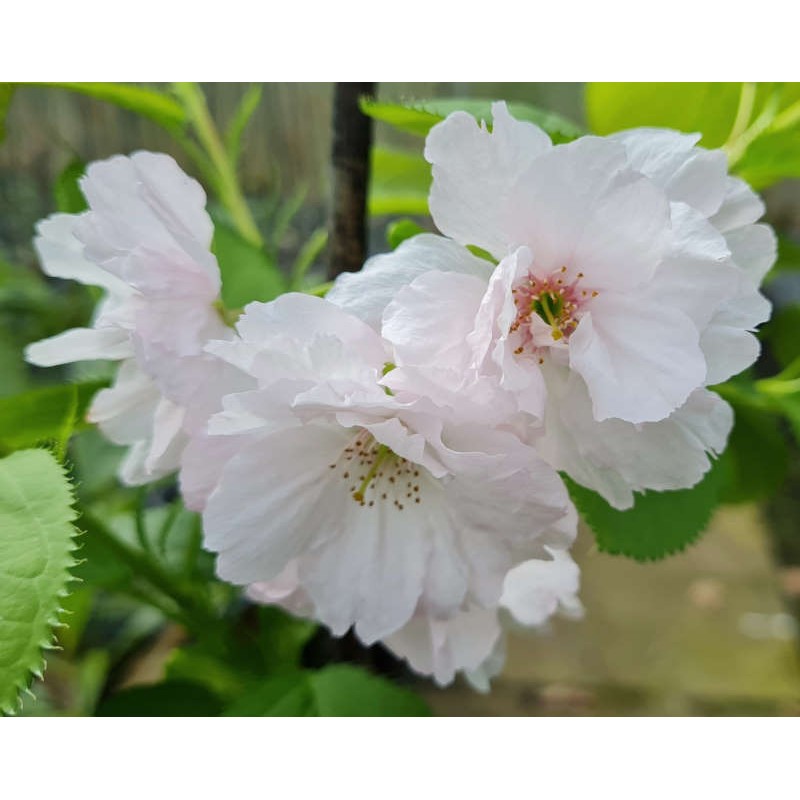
{"left": 426, "top": 101, "right": 552, "bottom": 258}
{"left": 204, "top": 423, "right": 353, "bottom": 586}
{"left": 25, "top": 326, "right": 133, "bottom": 366}
{"left": 384, "top": 607, "right": 502, "bottom": 687}
{"left": 569, "top": 293, "right": 706, "bottom": 422}
{"left": 382, "top": 270, "right": 487, "bottom": 366}
{"left": 611, "top": 128, "right": 728, "bottom": 216}
{"left": 327, "top": 234, "right": 491, "bottom": 330}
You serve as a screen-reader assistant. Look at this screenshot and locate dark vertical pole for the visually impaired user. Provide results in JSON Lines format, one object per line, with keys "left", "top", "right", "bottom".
{"left": 327, "top": 82, "right": 375, "bottom": 281}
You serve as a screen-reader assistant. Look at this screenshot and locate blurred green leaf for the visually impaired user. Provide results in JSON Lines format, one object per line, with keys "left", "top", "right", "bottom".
{"left": 766, "top": 235, "right": 800, "bottom": 284}
{"left": 0, "top": 449, "right": 79, "bottom": 713}
{"left": 225, "top": 672, "right": 315, "bottom": 716}
{"left": 72, "top": 513, "right": 133, "bottom": 590}
{"left": 26, "top": 82, "right": 186, "bottom": 132}
{"left": 361, "top": 97, "right": 583, "bottom": 143}
{"left": 53, "top": 159, "right": 88, "bottom": 214}
{"left": 586, "top": 83, "right": 800, "bottom": 188}
{"left": 225, "top": 665, "right": 430, "bottom": 717}
{"left": 720, "top": 404, "right": 789, "bottom": 503}
{"left": 290, "top": 227, "right": 328, "bottom": 291}
{"left": 0, "top": 380, "right": 106, "bottom": 454}
{"left": 166, "top": 647, "right": 247, "bottom": 701}
{"left": 0, "top": 83, "right": 14, "bottom": 142}
{"left": 387, "top": 218, "right": 425, "bottom": 250}
{"left": 212, "top": 222, "right": 288, "bottom": 308}
{"left": 225, "top": 83, "right": 262, "bottom": 168}
{"left": 95, "top": 680, "right": 224, "bottom": 716}
{"left": 369, "top": 146, "right": 431, "bottom": 216}
{"left": 765, "top": 305, "right": 800, "bottom": 368}
{"left": 255, "top": 606, "right": 316, "bottom": 673}
{"left": 737, "top": 128, "right": 800, "bottom": 189}
{"left": 0, "top": 338, "right": 29, "bottom": 397}
{"left": 586, "top": 83, "right": 743, "bottom": 147}
{"left": 310, "top": 665, "right": 430, "bottom": 716}
{"left": 567, "top": 457, "right": 728, "bottom": 561}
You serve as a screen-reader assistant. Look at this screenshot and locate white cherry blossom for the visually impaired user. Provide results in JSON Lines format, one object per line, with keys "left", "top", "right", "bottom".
{"left": 25, "top": 152, "right": 247, "bottom": 484}
{"left": 189, "top": 293, "right": 575, "bottom": 646}
{"left": 328, "top": 103, "right": 775, "bottom": 508}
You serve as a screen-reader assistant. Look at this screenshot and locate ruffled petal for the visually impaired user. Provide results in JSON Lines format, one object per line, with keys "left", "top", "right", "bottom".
{"left": 382, "top": 270, "right": 487, "bottom": 367}
{"left": 569, "top": 293, "right": 706, "bottom": 423}
{"left": 204, "top": 423, "right": 353, "bottom": 586}
{"left": 25, "top": 326, "right": 133, "bottom": 366}
{"left": 426, "top": 101, "right": 552, "bottom": 258}
{"left": 711, "top": 176, "right": 765, "bottom": 233}
{"left": 539, "top": 364, "right": 733, "bottom": 509}
{"left": 384, "top": 607, "right": 502, "bottom": 687}
{"left": 501, "top": 544, "right": 583, "bottom": 627}
{"left": 34, "top": 213, "right": 131, "bottom": 294}
{"left": 611, "top": 128, "right": 728, "bottom": 216}
{"left": 327, "top": 234, "right": 491, "bottom": 330}
{"left": 725, "top": 223, "right": 777, "bottom": 285}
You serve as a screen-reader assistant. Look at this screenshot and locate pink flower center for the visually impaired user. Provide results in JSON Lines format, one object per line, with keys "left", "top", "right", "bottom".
{"left": 510, "top": 266, "right": 598, "bottom": 358}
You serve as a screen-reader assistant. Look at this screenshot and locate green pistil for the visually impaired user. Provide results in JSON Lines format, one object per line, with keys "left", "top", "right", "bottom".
{"left": 353, "top": 444, "right": 392, "bottom": 502}
{"left": 530, "top": 292, "right": 565, "bottom": 340}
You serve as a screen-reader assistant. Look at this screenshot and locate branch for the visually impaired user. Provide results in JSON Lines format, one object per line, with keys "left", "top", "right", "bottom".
{"left": 327, "top": 83, "right": 376, "bottom": 280}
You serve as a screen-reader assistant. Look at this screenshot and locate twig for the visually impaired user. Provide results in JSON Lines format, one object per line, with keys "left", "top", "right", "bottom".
{"left": 327, "top": 83, "right": 376, "bottom": 280}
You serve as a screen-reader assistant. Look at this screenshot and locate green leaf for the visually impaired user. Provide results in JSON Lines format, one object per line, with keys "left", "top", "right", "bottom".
{"left": 736, "top": 128, "right": 800, "bottom": 189}
{"left": 25, "top": 82, "right": 186, "bottom": 132}
{"left": 0, "top": 449, "right": 79, "bottom": 713}
{"left": 225, "top": 83, "right": 262, "bottom": 168}
{"left": 95, "top": 680, "right": 224, "bottom": 716}
{"left": 361, "top": 97, "right": 583, "bottom": 143}
{"left": 225, "top": 673, "right": 316, "bottom": 716}
{"left": 567, "top": 457, "right": 728, "bottom": 562}
{"left": 212, "top": 222, "right": 288, "bottom": 309}
{"left": 225, "top": 665, "right": 430, "bottom": 717}
{"left": 586, "top": 83, "right": 744, "bottom": 147}
{"left": 360, "top": 98, "right": 440, "bottom": 136}
{"left": 254, "top": 607, "right": 316, "bottom": 673}
{"left": 309, "top": 665, "right": 431, "bottom": 716}
{"left": 386, "top": 218, "right": 425, "bottom": 250}
{"left": 369, "top": 147, "right": 431, "bottom": 217}
{"left": 0, "top": 380, "right": 107, "bottom": 454}
{"left": 0, "top": 83, "right": 14, "bottom": 143}
{"left": 765, "top": 305, "right": 800, "bottom": 369}
{"left": 53, "top": 159, "right": 88, "bottom": 214}
{"left": 586, "top": 83, "right": 800, "bottom": 187}
{"left": 719, "top": 404, "right": 789, "bottom": 503}
{"left": 765, "top": 235, "right": 800, "bottom": 285}
{"left": 165, "top": 647, "right": 248, "bottom": 702}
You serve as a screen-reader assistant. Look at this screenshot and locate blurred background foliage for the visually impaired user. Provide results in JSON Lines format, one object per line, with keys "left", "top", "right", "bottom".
{"left": 1, "top": 83, "right": 800, "bottom": 716}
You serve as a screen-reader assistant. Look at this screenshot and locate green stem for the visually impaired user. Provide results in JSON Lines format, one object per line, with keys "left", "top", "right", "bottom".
{"left": 725, "top": 83, "right": 757, "bottom": 149}
{"left": 725, "top": 89, "right": 782, "bottom": 169}
{"left": 172, "top": 83, "right": 263, "bottom": 248}
{"left": 134, "top": 487, "right": 151, "bottom": 555}
{"left": 80, "top": 509, "right": 222, "bottom": 637}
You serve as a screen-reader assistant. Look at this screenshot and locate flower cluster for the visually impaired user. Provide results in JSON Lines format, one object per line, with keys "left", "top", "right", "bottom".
{"left": 26, "top": 103, "right": 774, "bottom": 688}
